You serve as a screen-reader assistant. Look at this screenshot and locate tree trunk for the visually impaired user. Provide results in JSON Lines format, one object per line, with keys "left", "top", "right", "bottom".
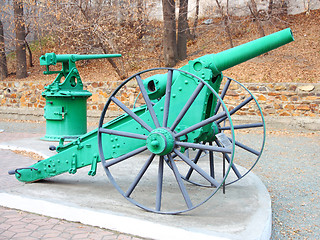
{"left": 177, "top": 0, "right": 188, "bottom": 60}
{"left": 78, "top": 3, "right": 127, "bottom": 79}
{"left": 224, "top": 16, "right": 233, "bottom": 48}
{"left": 116, "top": 0, "right": 125, "bottom": 26}
{"left": 136, "top": 0, "right": 145, "bottom": 39}
{"left": 25, "top": 40, "right": 34, "bottom": 67}
{"left": 99, "top": 42, "right": 127, "bottom": 80}
{"left": 305, "top": 0, "right": 311, "bottom": 15}
{"left": 14, "top": 0, "right": 27, "bottom": 79}
{"left": 0, "top": 19, "right": 8, "bottom": 80}
{"left": 281, "top": 1, "right": 288, "bottom": 15}
{"left": 268, "top": 0, "right": 273, "bottom": 15}
{"left": 249, "top": 0, "right": 265, "bottom": 37}
{"left": 215, "top": 0, "right": 234, "bottom": 48}
{"left": 162, "top": 0, "right": 177, "bottom": 67}
{"left": 191, "top": 0, "right": 200, "bottom": 38}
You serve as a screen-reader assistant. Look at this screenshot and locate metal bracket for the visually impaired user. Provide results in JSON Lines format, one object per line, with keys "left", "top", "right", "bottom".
{"left": 215, "top": 133, "right": 232, "bottom": 149}
{"left": 88, "top": 154, "right": 99, "bottom": 176}
{"left": 58, "top": 138, "right": 65, "bottom": 148}
{"left": 69, "top": 154, "right": 77, "bottom": 174}
{"left": 75, "top": 138, "right": 84, "bottom": 150}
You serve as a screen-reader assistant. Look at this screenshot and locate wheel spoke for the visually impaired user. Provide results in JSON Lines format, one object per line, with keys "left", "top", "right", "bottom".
{"left": 168, "top": 154, "right": 193, "bottom": 209}
{"left": 209, "top": 142, "right": 215, "bottom": 179}
{"left": 175, "top": 111, "right": 227, "bottom": 138}
{"left": 125, "top": 154, "right": 155, "bottom": 197}
{"left": 170, "top": 82, "right": 204, "bottom": 131}
{"left": 214, "top": 78, "right": 231, "bottom": 114}
{"left": 215, "top": 139, "right": 242, "bottom": 179}
{"left": 99, "top": 69, "right": 244, "bottom": 213}
{"left": 99, "top": 128, "right": 148, "bottom": 140}
{"left": 135, "top": 75, "right": 160, "bottom": 128}
{"left": 163, "top": 70, "right": 173, "bottom": 128}
{"left": 228, "top": 137, "right": 260, "bottom": 156}
{"left": 185, "top": 149, "right": 203, "bottom": 180}
{"left": 111, "top": 96, "right": 153, "bottom": 132}
{"left": 174, "top": 149, "right": 219, "bottom": 187}
{"left": 229, "top": 96, "right": 254, "bottom": 115}
{"left": 222, "top": 153, "right": 226, "bottom": 194}
{"left": 220, "top": 122, "right": 263, "bottom": 131}
{"left": 156, "top": 156, "right": 164, "bottom": 211}
{"left": 224, "top": 153, "right": 241, "bottom": 179}
{"left": 176, "top": 141, "right": 232, "bottom": 154}
{"left": 216, "top": 96, "right": 254, "bottom": 124}
{"left": 104, "top": 146, "right": 147, "bottom": 168}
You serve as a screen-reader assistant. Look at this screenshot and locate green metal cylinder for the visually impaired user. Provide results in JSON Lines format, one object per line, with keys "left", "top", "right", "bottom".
{"left": 40, "top": 53, "right": 122, "bottom": 66}
{"left": 42, "top": 92, "right": 91, "bottom": 141}
{"left": 143, "top": 28, "right": 294, "bottom": 99}
{"left": 202, "top": 28, "right": 294, "bottom": 76}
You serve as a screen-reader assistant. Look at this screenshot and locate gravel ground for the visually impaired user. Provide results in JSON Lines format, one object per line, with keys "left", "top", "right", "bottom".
{"left": 0, "top": 120, "right": 319, "bottom": 239}
{"left": 252, "top": 130, "right": 320, "bottom": 239}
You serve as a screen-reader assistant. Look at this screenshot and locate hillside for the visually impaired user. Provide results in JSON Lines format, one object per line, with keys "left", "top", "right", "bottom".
{"left": 4, "top": 9, "right": 320, "bottom": 84}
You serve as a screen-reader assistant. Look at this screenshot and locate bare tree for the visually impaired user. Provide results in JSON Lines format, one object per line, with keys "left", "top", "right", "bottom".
{"left": 177, "top": 0, "right": 188, "bottom": 60}
{"left": 191, "top": 0, "right": 200, "bottom": 38}
{"left": 23, "top": 0, "right": 41, "bottom": 68}
{"left": 115, "top": 0, "right": 126, "bottom": 26}
{"left": 25, "top": 29, "right": 33, "bottom": 67}
{"left": 14, "top": 0, "right": 27, "bottom": 79}
{"left": 162, "top": 0, "right": 177, "bottom": 67}
{"left": 0, "top": 19, "right": 8, "bottom": 80}
{"left": 268, "top": 0, "right": 274, "bottom": 15}
{"left": 305, "top": 0, "right": 311, "bottom": 15}
{"left": 40, "top": 0, "right": 128, "bottom": 79}
{"left": 76, "top": 2, "right": 127, "bottom": 79}
{"left": 136, "top": 0, "right": 145, "bottom": 39}
{"left": 248, "top": 0, "right": 265, "bottom": 37}
{"left": 215, "top": 0, "right": 234, "bottom": 48}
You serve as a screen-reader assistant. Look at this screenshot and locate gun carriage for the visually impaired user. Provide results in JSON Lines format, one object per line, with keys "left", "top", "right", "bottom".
{"left": 9, "top": 29, "right": 294, "bottom": 214}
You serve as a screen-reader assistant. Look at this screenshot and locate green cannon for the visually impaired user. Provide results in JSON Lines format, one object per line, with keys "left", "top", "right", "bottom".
{"left": 9, "top": 28, "right": 294, "bottom": 214}
{"left": 40, "top": 53, "right": 121, "bottom": 141}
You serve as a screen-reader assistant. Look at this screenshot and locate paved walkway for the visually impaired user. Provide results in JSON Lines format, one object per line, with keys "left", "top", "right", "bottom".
{"left": 0, "top": 206, "right": 141, "bottom": 240}
{"left": 0, "top": 131, "right": 146, "bottom": 240}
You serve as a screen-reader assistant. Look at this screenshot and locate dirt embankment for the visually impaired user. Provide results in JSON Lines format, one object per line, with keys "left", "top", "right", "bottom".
{"left": 4, "top": 9, "right": 320, "bottom": 84}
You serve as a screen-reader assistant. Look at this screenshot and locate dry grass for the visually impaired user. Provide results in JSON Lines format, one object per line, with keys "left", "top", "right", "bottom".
{"left": 4, "top": 9, "right": 320, "bottom": 84}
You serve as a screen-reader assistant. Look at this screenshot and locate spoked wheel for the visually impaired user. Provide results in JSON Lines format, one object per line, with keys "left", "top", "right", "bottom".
{"left": 181, "top": 76, "right": 266, "bottom": 186}
{"left": 98, "top": 68, "right": 235, "bottom": 214}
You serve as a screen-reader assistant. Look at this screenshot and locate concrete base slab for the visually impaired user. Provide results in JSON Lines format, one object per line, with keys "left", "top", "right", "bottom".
{"left": 0, "top": 138, "right": 271, "bottom": 240}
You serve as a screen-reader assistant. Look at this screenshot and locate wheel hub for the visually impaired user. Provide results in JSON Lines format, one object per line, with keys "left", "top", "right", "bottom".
{"left": 146, "top": 128, "right": 175, "bottom": 155}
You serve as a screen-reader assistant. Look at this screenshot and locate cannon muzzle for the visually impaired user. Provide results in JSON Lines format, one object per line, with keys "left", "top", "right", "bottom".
{"left": 198, "top": 28, "right": 294, "bottom": 76}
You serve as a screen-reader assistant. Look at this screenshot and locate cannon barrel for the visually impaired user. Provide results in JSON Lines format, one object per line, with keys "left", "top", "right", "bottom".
{"left": 40, "top": 53, "right": 122, "bottom": 66}
{"left": 144, "top": 28, "right": 294, "bottom": 99}
{"left": 197, "top": 28, "right": 294, "bottom": 76}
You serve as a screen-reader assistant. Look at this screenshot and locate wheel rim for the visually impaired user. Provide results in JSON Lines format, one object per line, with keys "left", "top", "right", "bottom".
{"left": 181, "top": 76, "right": 266, "bottom": 186}
{"left": 98, "top": 68, "right": 235, "bottom": 214}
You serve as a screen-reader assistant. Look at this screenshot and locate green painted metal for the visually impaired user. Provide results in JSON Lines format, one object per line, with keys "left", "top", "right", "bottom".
{"left": 40, "top": 53, "right": 121, "bottom": 141}
{"left": 143, "top": 28, "right": 294, "bottom": 99}
{"left": 146, "top": 128, "right": 175, "bottom": 155}
{"left": 40, "top": 53, "right": 122, "bottom": 76}
{"left": 203, "top": 28, "right": 294, "bottom": 76}
{"left": 12, "top": 28, "right": 293, "bottom": 183}
{"left": 98, "top": 68, "right": 236, "bottom": 214}
{"left": 43, "top": 97, "right": 89, "bottom": 140}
